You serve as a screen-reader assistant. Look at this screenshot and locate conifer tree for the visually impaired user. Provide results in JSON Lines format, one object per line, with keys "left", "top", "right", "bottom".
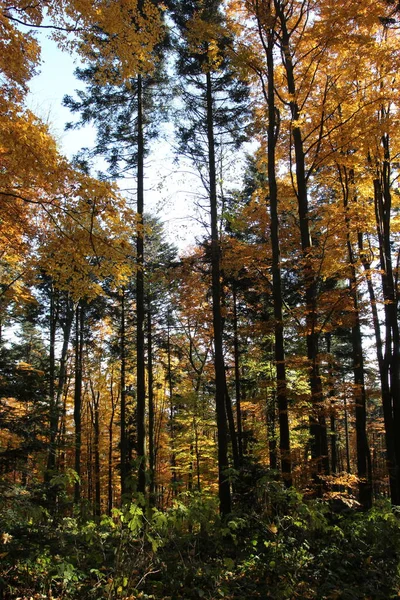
{"left": 171, "top": 0, "right": 250, "bottom": 513}
{"left": 64, "top": 22, "right": 169, "bottom": 500}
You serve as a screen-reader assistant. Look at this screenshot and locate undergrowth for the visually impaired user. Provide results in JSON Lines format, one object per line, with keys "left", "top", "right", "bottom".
{"left": 1, "top": 483, "right": 399, "bottom": 599}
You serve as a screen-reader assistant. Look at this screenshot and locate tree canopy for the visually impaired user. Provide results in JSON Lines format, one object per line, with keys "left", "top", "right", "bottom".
{"left": 1, "top": 0, "right": 400, "bottom": 597}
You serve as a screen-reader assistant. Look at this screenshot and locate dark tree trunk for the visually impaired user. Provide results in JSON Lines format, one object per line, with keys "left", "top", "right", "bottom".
{"left": 373, "top": 150, "right": 400, "bottom": 503}
{"left": 275, "top": 0, "right": 329, "bottom": 483}
{"left": 263, "top": 8, "right": 292, "bottom": 485}
{"left": 136, "top": 72, "right": 146, "bottom": 497}
{"left": 47, "top": 291, "right": 74, "bottom": 489}
{"left": 325, "top": 335, "right": 338, "bottom": 475}
{"left": 343, "top": 393, "right": 351, "bottom": 474}
{"left": 341, "top": 169, "right": 372, "bottom": 508}
{"left": 74, "top": 301, "right": 84, "bottom": 506}
{"left": 359, "top": 232, "right": 398, "bottom": 503}
{"left": 224, "top": 382, "right": 239, "bottom": 470}
{"left": 147, "top": 305, "right": 155, "bottom": 502}
{"left": 232, "top": 286, "right": 243, "bottom": 461}
{"left": 55, "top": 295, "right": 74, "bottom": 459}
{"left": 91, "top": 387, "right": 101, "bottom": 519}
{"left": 351, "top": 309, "right": 373, "bottom": 508}
{"left": 120, "top": 288, "right": 128, "bottom": 499}
{"left": 267, "top": 392, "right": 278, "bottom": 471}
{"left": 108, "top": 373, "right": 117, "bottom": 515}
{"left": 167, "top": 313, "right": 177, "bottom": 492}
{"left": 206, "top": 70, "right": 231, "bottom": 515}
{"left": 46, "top": 283, "right": 57, "bottom": 482}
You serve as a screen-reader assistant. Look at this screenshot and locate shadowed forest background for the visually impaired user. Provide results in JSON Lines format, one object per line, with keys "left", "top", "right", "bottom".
{"left": 2, "top": 0, "right": 400, "bottom": 598}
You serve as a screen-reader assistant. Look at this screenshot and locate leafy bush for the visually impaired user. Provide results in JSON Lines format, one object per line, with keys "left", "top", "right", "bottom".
{"left": 0, "top": 486, "right": 399, "bottom": 599}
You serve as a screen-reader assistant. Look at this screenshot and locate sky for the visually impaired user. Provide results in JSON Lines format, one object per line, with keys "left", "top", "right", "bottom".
{"left": 27, "top": 32, "right": 205, "bottom": 253}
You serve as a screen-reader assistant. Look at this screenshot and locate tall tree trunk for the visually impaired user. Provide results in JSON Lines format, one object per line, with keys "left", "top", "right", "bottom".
{"left": 343, "top": 393, "right": 351, "bottom": 474}
{"left": 224, "top": 383, "right": 239, "bottom": 470}
{"left": 373, "top": 143, "right": 400, "bottom": 503}
{"left": 206, "top": 70, "right": 231, "bottom": 515}
{"left": 351, "top": 306, "right": 373, "bottom": 508}
{"left": 167, "top": 312, "right": 177, "bottom": 492}
{"left": 232, "top": 285, "right": 243, "bottom": 461}
{"left": 267, "top": 391, "right": 278, "bottom": 471}
{"left": 74, "top": 301, "right": 84, "bottom": 506}
{"left": 94, "top": 391, "right": 101, "bottom": 519}
{"left": 120, "top": 288, "right": 128, "bottom": 499}
{"left": 54, "top": 295, "right": 75, "bottom": 472}
{"left": 47, "top": 291, "right": 74, "bottom": 486}
{"left": 147, "top": 305, "right": 155, "bottom": 502}
{"left": 359, "top": 232, "right": 398, "bottom": 503}
{"left": 325, "top": 335, "right": 338, "bottom": 475}
{"left": 136, "top": 72, "right": 146, "bottom": 497}
{"left": 108, "top": 371, "right": 117, "bottom": 515}
{"left": 89, "top": 381, "right": 101, "bottom": 519}
{"left": 87, "top": 401, "right": 93, "bottom": 509}
{"left": 341, "top": 168, "right": 372, "bottom": 508}
{"left": 262, "top": 5, "right": 292, "bottom": 485}
{"left": 46, "top": 284, "right": 57, "bottom": 485}
{"left": 275, "top": 1, "right": 329, "bottom": 483}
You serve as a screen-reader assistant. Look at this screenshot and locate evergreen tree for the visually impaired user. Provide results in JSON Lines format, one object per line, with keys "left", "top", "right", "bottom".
{"left": 171, "top": 0, "right": 250, "bottom": 514}
{"left": 64, "top": 25, "right": 170, "bottom": 501}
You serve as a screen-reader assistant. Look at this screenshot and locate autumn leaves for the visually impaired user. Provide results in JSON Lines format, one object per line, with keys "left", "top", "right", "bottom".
{"left": 2, "top": 0, "right": 400, "bottom": 511}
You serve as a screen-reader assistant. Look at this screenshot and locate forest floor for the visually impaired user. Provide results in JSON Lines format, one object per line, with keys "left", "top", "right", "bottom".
{"left": 1, "top": 486, "right": 400, "bottom": 599}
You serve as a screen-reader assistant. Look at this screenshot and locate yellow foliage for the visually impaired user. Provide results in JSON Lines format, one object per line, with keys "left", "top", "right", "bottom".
{"left": 49, "top": 0, "right": 165, "bottom": 81}
{"left": 186, "top": 12, "right": 226, "bottom": 71}
{"left": 1, "top": 0, "right": 139, "bottom": 304}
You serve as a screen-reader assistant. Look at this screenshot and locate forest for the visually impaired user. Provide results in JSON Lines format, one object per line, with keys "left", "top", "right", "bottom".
{"left": 2, "top": 0, "right": 400, "bottom": 598}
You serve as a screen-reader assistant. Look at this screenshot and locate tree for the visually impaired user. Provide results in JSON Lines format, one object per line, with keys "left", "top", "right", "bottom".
{"left": 63, "top": 7, "right": 169, "bottom": 500}
{"left": 171, "top": 0, "right": 250, "bottom": 514}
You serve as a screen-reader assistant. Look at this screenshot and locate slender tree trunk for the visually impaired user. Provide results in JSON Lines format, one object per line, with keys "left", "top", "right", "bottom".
{"left": 87, "top": 409, "right": 92, "bottom": 507}
{"left": 359, "top": 232, "right": 398, "bottom": 503}
{"left": 91, "top": 387, "right": 101, "bottom": 519}
{"left": 351, "top": 312, "right": 373, "bottom": 508}
{"left": 275, "top": 1, "right": 329, "bottom": 483}
{"left": 167, "top": 314, "right": 177, "bottom": 492}
{"left": 147, "top": 305, "right": 155, "bottom": 502}
{"left": 263, "top": 8, "right": 292, "bottom": 485}
{"left": 224, "top": 382, "right": 239, "bottom": 470}
{"left": 47, "top": 291, "right": 74, "bottom": 486}
{"left": 46, "top": 284, "right": 57, "bottom": 488}
{"left": 59, "top": 389, "right": 67, "bottom": 472}
{"left": 325, "top": 335, "right": 338, "bottom": 475}
{"left": 341, "top": 169, "right": 372, "bottom": 508}
{"left": 206, "top": 70, "right": 231, "bottom": 515}
{"left": 136, "top": 72, "right": 146, "bottom": 497}
{"left": 343, "top": 393, "right": 351, "bottom": 474}
{"left": 120, "top": 288, "right": 128, "bottom": 499}
{"left": 267, "top": 391, "right": 278, "bottom": 471}
{"left": 346, "top": 238, "right": 373, "bottom": 506}
{"left": 232, "top": 286, "right": 243, "bottom": 461}
{"left": 108, "top": 372, "right": 116, "bottom": 515}
{"left": 373, "top": 154, "right": 400, "bottom": 503}
{"left": 55, "top": 295, "right": 74, "bottom": 464}
{"left": 74, "top": 301, "right": 84, "bottom": 506}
